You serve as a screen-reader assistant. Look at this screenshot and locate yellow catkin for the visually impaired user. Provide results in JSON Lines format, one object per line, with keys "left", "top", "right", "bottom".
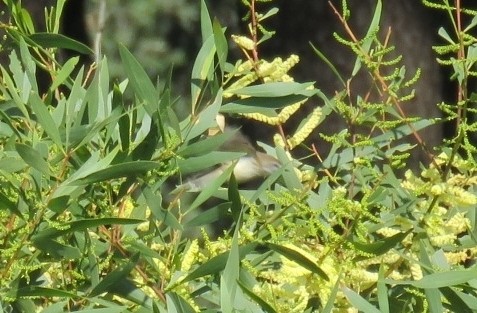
{"left": 231, "top": 35, "right": 255, "bottom": 50}
{"left": 287, "top": 107, "right": 322, "bottom": 149}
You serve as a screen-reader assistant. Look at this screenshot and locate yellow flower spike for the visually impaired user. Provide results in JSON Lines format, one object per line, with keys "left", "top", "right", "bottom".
{"left": 257, "top": 61, "right": 275, "bottom": 77}
{"left": 444, "top": 251, "right": 468, "bottom": 265}
{"left": 237, "top": 59, "right": 253, "bottom": 73}
{"left": 269, "top": 55, "right": 300, "bottom": 81}
{"left": 430, "top": 184, "right": 445, "bottom": 196}
{"left": 240, "top": 112, "right": 281, "bottom": 125}
{"left": 181, "top": 240, "right": 199, "bottom": 271}
{"left": 231, "top": 35, "right": 255, "bottom": 50}
{"left": 446, "top": 212, "right": 470, "bottom": 233}
{"left": 287, "top": 107, "right": 322, "bottom": 149}
{"left": 410, "top": 262, "right": 423, "bottom": 280}
{"left": 277, "top": 102, "right": 302, "bottom": 124}
{"left": 274, "top": 133, "right": 286, "bottom": 148}
{"left": 430, "top": 233, "right": 456, "bottom": 246}
{"left": 224, "top": 72, "right": 259, "bottom": 98}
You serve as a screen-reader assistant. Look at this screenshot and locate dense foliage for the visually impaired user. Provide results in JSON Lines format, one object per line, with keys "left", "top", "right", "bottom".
{"left": 1, "top": 0, "right": 477, "bottom": 312}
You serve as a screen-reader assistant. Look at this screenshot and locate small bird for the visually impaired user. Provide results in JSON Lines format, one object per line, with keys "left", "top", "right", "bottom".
{"left": 177, "top": 127, "right": 281, "bottom": 192}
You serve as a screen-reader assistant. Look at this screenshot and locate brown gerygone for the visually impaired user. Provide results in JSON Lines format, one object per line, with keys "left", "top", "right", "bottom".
{"left": 177, "top": 128, "right": 280, "bottom": 192}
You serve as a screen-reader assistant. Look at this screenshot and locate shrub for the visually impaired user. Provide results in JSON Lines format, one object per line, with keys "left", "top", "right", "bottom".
{"left": 1, "top": 0, "right": 477, "bottom": 312}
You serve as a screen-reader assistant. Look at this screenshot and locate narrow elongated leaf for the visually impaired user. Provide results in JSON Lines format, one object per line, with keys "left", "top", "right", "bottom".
{"left": 322, "top": 273, "right": 342, "bottom": 313}
{"left": 178, "top": 151, "right": 244, "bottom": 175}
{"left": 228, "top": 174, "right": 242, "bottom": 223}
{"left": 377, "top": 264, "right": 389, "bottom": 313}
{"left": 412, "top": 268, "right": 477, "bottom": 289}
{"left": 213, "top": 18, "right": 228, "bottom": 76}
{"left": 351, "top": 0, "right": 381, "bottom": 76}
{"left": 440, "top": 287, "right": 473, "bottom": 313}
{"left": 179, "top": 129, "right": 238, "bottom": 157}
{"left": 310, "top": 42, "right": 345, "bottom": 87}
{"left": 51, "top": 57, "right": 78, "bottom": 90}
{"left": 200, "top": 0, "right": 213, "bottom": 43}
{"left": 188, "top": 163, "right": 235, "bottom": 211}
{"left": 8, "top": 286, "right": 77, "bottom": 299}
{"left": 342, "top": 287, "right": 381, "bottom": 313}
{"left": 191, "top": 35, "right": 216, "bottom": 113}
{"left": 384, "top": 267, "right": 477, "bottom": 289}
{"left": 184, "top": 202, "right": 230, "bottom": 227}
{"left": 351, "top": 230, "right": 411, "bottom": 258}
{"left": 29, "top": 93, "right": 62, "bottom": 147}
{"left": 185, "top": 88, "right": 222, "bottom": 141}
{"left": 142, "top": 186, "right": 182, "bottom": 230}
{"left": 166, "top": 292, "right": 197, "bottom": 313}
{"left": 29, "top": 33, "right": 93, "bottom": 54}
{"left": 229, "top": 81, "right": 315, "bottom": 97}
{"left": 266, "top": 242, "right": 329, "bottom": 281}
{"left": 70, "top": 308, "right": 128, "bottom": 313}
{"left": 33, "top": 238, "right": 82, "bottom": 259}
{"left": 15, "top": 143, "right": 50, "bottom": 175}
{"left": 90, "top": 254, "right": 139, "bottom": 297}
{"left": 237, "top": 280, "right": 276, "bottom": 313}
{"left": 33, "top": 218, "right": 144, "bottom": 240}
{"left": 182, "top": 243, "right": 257, "bottom": 283}
{"left": 220, "top": 94, "right": 308, "bottom": 113}
{"left": 76, "top": 161, "right": 161, "bottom": 184}
{"left": 119, "top": 44, "right": 158, "bottom": 115}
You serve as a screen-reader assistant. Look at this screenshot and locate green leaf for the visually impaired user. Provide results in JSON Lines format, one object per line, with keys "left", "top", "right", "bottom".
{"left": 351, "top": 0, "right": 381, "bottom": 76}
{"left": 166, "top": 292, "right": 197, "bottom": 313}
{"left": 384, "top": 267, "right": 477, "bottom": 289}
{"left": 109, "top": 279, "right": 153, "bottom": 308}
{"left": 8, "top": 286, "right": 77, "bottom": 299}
{"left": 412, "top": 268, "right": 477, "bottom": 289}
{"left": 440, "top": 287, "right": 473, "bottom": 313}
{"left": 184, "top": 202, "right": 231, "bottom": 227}
{"left": 342, "top": 287, "right": 381, "bottom": 313}
{"left": 188, "top": 163, "right": 235, "bottom": 211}
{"left": 76, "top": 161, "right": 161, "bottom": 184}
{"left": 119, "top": 44, "right": 158, "bottom": 115}
{"left": 33, "top": 218, "right": 144, "bottom": 240}
{"left": 51, "top": 57, "right": 78, "bottom": 90}
{"left": 377, "top": 264, "right": 389, "bottom": 313}
{"left": 221, "top": 221, "right": 241, "bottom": 313}
{"left": 191, "top": 35, "right": 216, "bottom": 113}
{"left": 29, "top": 92, "right": 62, "bottom": 147}
{"left": 179, "top": 129, "right": 239, "bottom": 157}
{"left": 322, "top": 273, "right": 342, "bottom": 313}
{"left": 266, "top": 242, "right": 329, "bottom": 281}
{"left": 1, "top": 65, "right": 29, "bottom": 118}
{"left": 18, "top": 37, "right": 37, "bottom": 92}
{"left": 221, "top": 94, "right": 309, "bottom": 113}
{"left": 15, "top": 143, "right": 50, "bottom": 175}
{"left": 229, "top": 81, "right": 315, "bottom": 97}
{"left": 32, "top": 238, "right": 82, "bottom": 259}
{"left": 213, "top": 18, "right": 228, "bottom": 76}
{"left": 90, "top": 254, "right": 139, "bottom": 297}
{"left": 29, "top": 33, "right": 93, "bottom": 55}
{"left": 178, "top": 151, "right": 244, "bottom": 175}
{"left": 237, "top": 280, "right": 276, "bottom": 313}
{"left": 142, "top": 186, "right": 182, "bottom": 230}
{"left": 310, "top": 42, "right": 345, "bottom": 87}
{"left": 200, "top": 0, "right": 213, "bottom": 43}
{"left": 185, "top": 88, "right": 223, "bottom": 141}
{"left": 228, "top": 174, "right": 242, "bottom": 223}
{"left": 70, "top": 308, "right": 128, "bottom": 313}
{"left": 351, "top": 230, "right": 411, "bottom": 258}
{"left": 182, "top": 243, "right": 257, "bottom": 283}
